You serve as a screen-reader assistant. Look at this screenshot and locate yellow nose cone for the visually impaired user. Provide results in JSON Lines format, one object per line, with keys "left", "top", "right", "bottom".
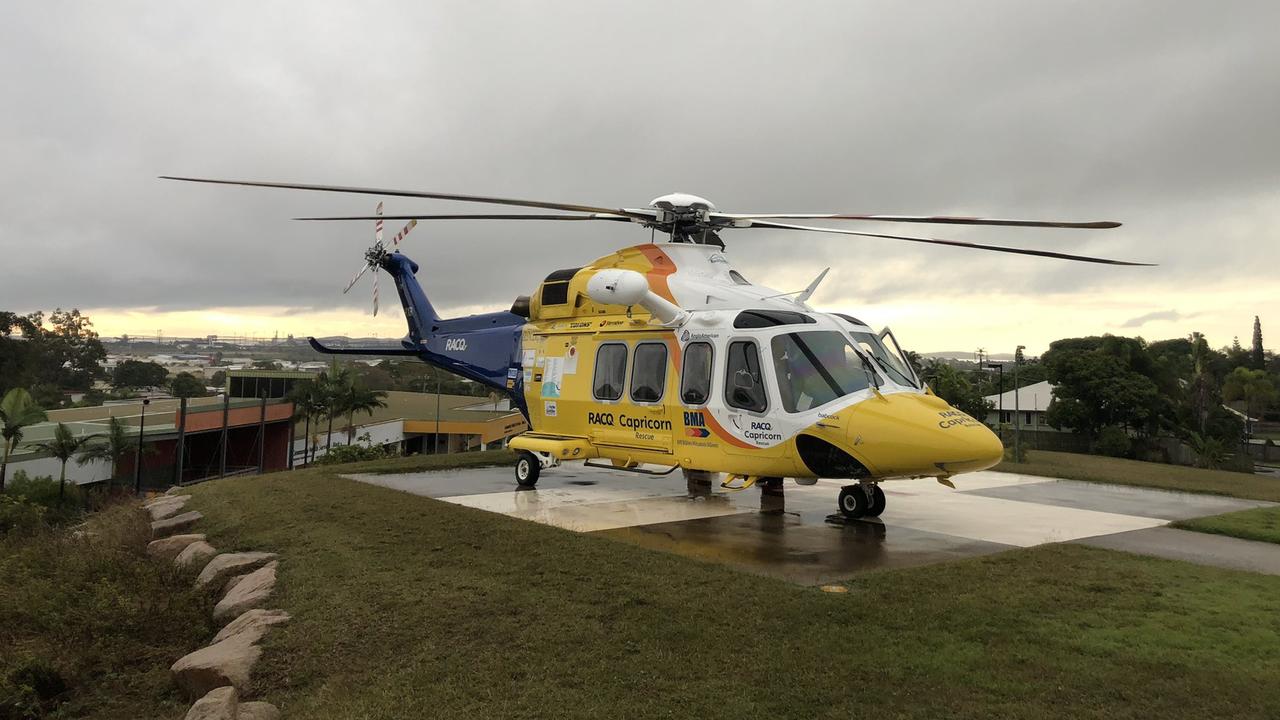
{"left": 842, "top": 392, "right": 1004, "bottom": 478}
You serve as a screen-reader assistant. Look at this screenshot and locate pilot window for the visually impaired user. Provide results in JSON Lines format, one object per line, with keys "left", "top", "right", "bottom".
{"left": 593, "top": 344, "right": 627, "bottom": 401}
{"left": 725, "top": 341, "right": 768, "bottom": 412}
{"left": 680, "top": 342, "right": 713, "bottom": 405}
{"left": 771, "top": 331, "right": 872, "bottom": 412}
{"left": 630, "top": 343, "right": 667, "bottom": 403}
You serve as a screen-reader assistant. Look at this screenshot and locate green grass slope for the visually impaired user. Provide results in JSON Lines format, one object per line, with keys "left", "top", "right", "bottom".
{"left": 1175, "top": 506, "right": 1280, "bottom": 545}
{"left": 995, "top": 449, "right": 1280, "bottom": 502}
{"left": 187, "top": 455, "right": 1280, "bottom": 720}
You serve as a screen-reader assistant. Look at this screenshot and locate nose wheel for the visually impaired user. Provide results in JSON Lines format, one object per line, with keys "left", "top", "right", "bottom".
{"left": 837, "top": 483, "right": 885, "bottom": 519}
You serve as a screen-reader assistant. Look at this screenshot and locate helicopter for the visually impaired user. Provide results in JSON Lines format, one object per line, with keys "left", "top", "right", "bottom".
{"left": 161, "top": 176, "right": 1149, "bottom": 519}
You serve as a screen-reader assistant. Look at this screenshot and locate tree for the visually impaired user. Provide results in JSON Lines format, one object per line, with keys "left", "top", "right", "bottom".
{"left": 76, "top": 416, "right": 138, "bottom": 490}
{"left": 924, "top": 360, "right": 992, "bottom": 420}
{"left": 1223, "top": 367, "right": 1275, "bottom": 434}
{"left": 169, "top": 372, "right": 208, "bottom": 398}
{"left": 1252, "top": 316, "right": 1265, "bottom": 370}
{"left": 252, "top": 360, "right": 282, "bottom": 370}
{"left": 332, "top": 378, "right": 389, "bottom": 443}
{"left": 209, "top": 370, "right": 227, "bottom": 389}
{"left": 1041, "top": 336, "right": 1171, "bottom": 440}
{"left": 113, "top": 360, "right": 168, "bottom": 389}
{"left": 1, "top": 388, "right": 49, "bottom": 492}
{"left": 29, "top": 422, "right": 95, "bottom": 500}
{"left": 288, "top": 379, "right": 325, "bottom": 465}
{"left": 315, "top": 366, "right": 352, "bottom": 452}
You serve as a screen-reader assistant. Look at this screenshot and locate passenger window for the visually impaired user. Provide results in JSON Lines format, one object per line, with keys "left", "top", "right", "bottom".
{"left": 680, "top": 342, "right": 713, "bottom": 405}
{"left": 593, "top": 344, "right": 627, "bottom": 401}
{"left": 630, "top": 343, "right": 667, "bottom": 403}
{"left": 725, "top": 341, "right": 767, "bottom": 412}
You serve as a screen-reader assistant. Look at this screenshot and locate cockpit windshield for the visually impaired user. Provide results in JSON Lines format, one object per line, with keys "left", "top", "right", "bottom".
{"left": 771, "top": 331, "right": 876, "bottom": 412}
{"left": 850, "top": 330, "right": 919, "bottom": 388}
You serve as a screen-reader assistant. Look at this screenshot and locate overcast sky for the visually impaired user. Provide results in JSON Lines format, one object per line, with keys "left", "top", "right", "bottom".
{"left": 2, "top": 1, "right": 1277, "bottom": 354}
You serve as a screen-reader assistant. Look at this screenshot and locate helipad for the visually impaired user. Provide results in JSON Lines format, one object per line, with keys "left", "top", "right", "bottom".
{"left": 345, "top": 466, "right": 1274, "bottom": 584}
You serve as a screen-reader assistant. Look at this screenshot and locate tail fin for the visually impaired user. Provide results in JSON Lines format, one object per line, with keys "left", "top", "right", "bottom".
{"left": 382, "top": 252, "right": 440, "bottom": 343}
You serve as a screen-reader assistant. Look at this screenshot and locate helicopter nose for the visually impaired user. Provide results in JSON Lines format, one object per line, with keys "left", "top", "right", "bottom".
{"left": 844, "top": 393, "right": 1004, "bottom": 477}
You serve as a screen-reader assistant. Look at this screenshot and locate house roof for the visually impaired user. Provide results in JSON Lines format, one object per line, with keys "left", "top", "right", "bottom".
{"left": 983, "top": 380, "right": 1056, "bottom": 412}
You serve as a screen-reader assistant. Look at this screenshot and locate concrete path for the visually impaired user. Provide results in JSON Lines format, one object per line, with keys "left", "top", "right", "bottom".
{"left": 1074, "top": 527, "right": 1280, "bottom": 576}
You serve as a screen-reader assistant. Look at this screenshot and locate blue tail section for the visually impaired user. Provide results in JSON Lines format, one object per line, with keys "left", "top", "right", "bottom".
{"left": 309, "top": 252, "right": 528, "bottom": 418}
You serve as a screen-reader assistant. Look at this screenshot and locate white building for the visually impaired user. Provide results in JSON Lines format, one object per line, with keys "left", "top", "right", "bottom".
{"left": 983, "top": 380, "right": 1061, "bottom": 431}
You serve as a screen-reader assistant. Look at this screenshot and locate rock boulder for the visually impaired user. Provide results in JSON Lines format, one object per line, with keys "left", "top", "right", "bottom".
{"left": 171, "top": 637, "right": 262, "bottom": 699}
{"left": 183, "top": 686, "right": 238, "bottom": 720}
{"left": 147, "top": 533, "right": 206, "bottom": 562}
{"left": 152, "top": 510, "right": 203, "bottom": 538}
{"left": 197, "top": 552, "right": 278, "bottom": 589}
{"left": 212, "top": 608, "right": 291, "bottom": 645}
{"left": 213, "top": 561, "right": 278, "bottom": 622}
{"left": 176, "top": 540, "right": 218, "bottom": 569}
{"left": 146, "top": 497, "right": 190, "bottom": 521}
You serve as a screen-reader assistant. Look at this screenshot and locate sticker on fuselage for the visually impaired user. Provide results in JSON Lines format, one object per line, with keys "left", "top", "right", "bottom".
{"left": 544, "top": 401, "right": 557, "bottom": 417}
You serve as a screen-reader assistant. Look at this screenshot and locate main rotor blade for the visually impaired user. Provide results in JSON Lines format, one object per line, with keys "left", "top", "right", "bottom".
{"left": 745, "top": 220, "right": 1153, "bottom": 266}
{"left": 344, "top": 262, "right": 373, "bottom": 294}
{"left": 715, "top": 213, "right": 1120, "bottom": 229}
{"left": 374, "top": 201, "right": 384, "bottom": 243}
{"left": 293, "top": 213, "right": 634, "bottom": 222}
{"left": 159, "top": 176, "right": 656, "bottom": 221}
{"left": 372, "top": 269, "right": 380, "bottom": 316}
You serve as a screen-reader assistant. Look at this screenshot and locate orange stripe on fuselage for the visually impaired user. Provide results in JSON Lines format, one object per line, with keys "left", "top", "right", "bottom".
{"left": 635, "top": 244, "right": 678, "bottom": 303}
{"left": 704, "top": 412, "right": 756, "bottom": 449}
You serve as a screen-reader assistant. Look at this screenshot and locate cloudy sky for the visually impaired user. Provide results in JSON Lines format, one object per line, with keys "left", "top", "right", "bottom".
{"left": 2, "top": 1, "right": 1277, "bottom": 355}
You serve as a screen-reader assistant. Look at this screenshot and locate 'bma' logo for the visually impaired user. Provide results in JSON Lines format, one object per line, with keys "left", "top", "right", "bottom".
{"left": 445, "top": 338, "right": 467, "bottom": 352}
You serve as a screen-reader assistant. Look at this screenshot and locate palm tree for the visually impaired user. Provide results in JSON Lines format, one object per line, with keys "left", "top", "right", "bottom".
{"left": 30, "top": 422, "right": 96, "bottom": 500}
{"left": 288, "top": 379, "right": 325, "bottom": 466}
{"left": 1, "top": 388, "right": 49, "bottom": 492}
{"left": 317, "top": 365, "right": 352, "bottom": 452}
{"left": 76, "top": 416, "right": 137, "bottom": 490}
{"left": 337, "top": 383, "right": 389, "bottom": 443}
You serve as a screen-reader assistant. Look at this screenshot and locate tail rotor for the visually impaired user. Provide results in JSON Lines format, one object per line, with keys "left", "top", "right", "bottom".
{"left": 343, "top": 201, "right": 419, "bottom": 316}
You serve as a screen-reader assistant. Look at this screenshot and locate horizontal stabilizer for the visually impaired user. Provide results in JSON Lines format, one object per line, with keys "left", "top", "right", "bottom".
{"left": 307, "top": 337, "right": 420, "bottom": 356}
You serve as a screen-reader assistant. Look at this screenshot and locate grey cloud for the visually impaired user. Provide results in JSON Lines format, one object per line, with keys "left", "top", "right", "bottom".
{"left": 1119, "top": 309, "right": 1193, "bottom": 328}
{"left": 1, "top": 1, "right": 1278, "bottom": 320}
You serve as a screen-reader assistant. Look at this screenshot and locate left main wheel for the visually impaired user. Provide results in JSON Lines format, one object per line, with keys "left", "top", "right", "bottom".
{"left": 837, "top": 485, "right": 868, "bottom": 519}
{"left": 515, "top": 451, "right": 540, "bottom": 488}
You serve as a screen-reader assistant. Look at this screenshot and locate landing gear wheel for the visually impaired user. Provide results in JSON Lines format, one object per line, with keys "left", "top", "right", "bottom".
{"left": 865, "top": 485, "right": 886, "bottom": 517}
{"left": 515, "top": 451, "right": 540, "bottom": 488}
{"left": 759, "top": 476, "right": 784, "bottom": 490}
{"left": 838, "top": 485, "right": 869, "bottom": 519}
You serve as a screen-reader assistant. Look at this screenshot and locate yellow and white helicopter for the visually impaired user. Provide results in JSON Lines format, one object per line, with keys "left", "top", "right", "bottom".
{"left": 162, "top": 177, "right": 1148, "bottom": 518}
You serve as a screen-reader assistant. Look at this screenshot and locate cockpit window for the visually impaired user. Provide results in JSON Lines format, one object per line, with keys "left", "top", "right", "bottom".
{"left": 733, "top": 309, "right": 817, "bottom": 329}
{"left": 771, "top": 331, "right": 874, "bottom": 412}
{"left": 850, "top": 331, "right": 918, "bottom": 388}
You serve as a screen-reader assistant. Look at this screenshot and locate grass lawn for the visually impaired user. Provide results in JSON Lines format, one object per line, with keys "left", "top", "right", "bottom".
{"left": 995, "top": 449, "right": 1280, "bottom": 502}
{"left": 1175, "top": 506, "right": 1280, "bottom": 545}
{"left": 311, "top": 448, "right": 517, "bottom": 475}
{"left": 183, "top": 453, "right": 1280, "bottom": 720}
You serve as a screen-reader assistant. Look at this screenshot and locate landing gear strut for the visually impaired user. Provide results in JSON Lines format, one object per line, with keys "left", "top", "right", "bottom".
{"left": 837, "top": 483, "right": 885, "bottom": 519}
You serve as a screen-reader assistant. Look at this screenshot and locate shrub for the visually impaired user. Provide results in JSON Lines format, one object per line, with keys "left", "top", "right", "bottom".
{"left": 0, "top": 501, "right": 214, "bottom": 718}
{"left": 1095, "top": 426, "right": 1132, "bottom": 458}
{"left": 2, "top": 471, "right": 84, "bottom": 527}
{"left": 313, "top": 442, "right": 400, "bottom": 466}
{"left": 0, "top": 495, "right": 46, "bottom": 538}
